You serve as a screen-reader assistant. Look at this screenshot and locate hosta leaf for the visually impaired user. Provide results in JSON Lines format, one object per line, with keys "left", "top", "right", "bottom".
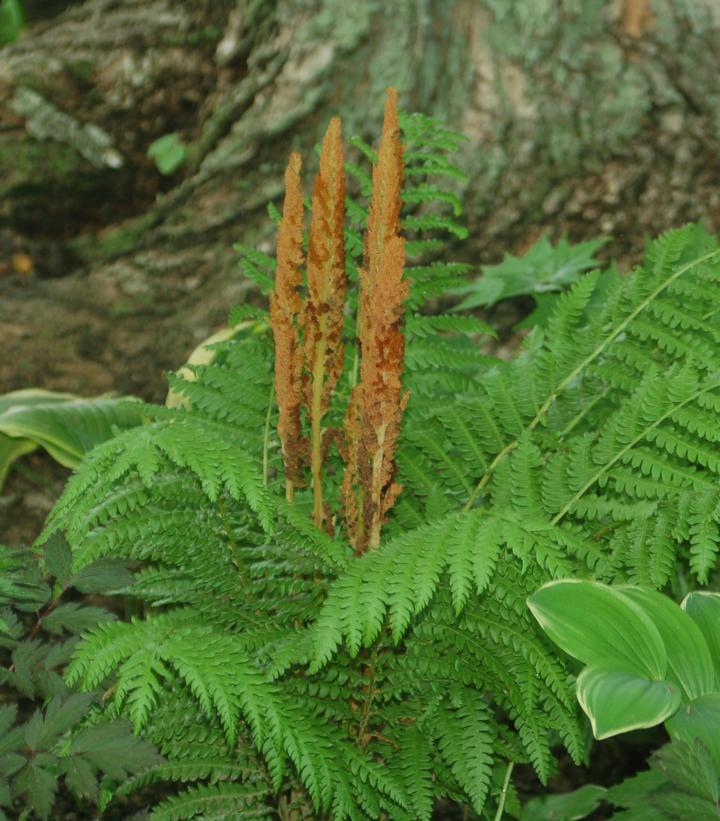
{"left": 621, "top": 587, "right": 715, "bottom": 700}
{"left": 528, "top": 580, "right": 667, "bottom": 680}
{"left": 682, "top": 592, "right": 720, "bottom": 688}
{"left": 577, "top": 667, "right": 681, "bottom": 739}
{"left": 0, "top": 390, "right": 144, "bottom": 489}
{"left": 0, "top": 433, "right": 35, "bottom": 487}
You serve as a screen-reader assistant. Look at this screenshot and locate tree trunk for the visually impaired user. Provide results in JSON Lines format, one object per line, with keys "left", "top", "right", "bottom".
{"left": 2, "top": 0, "right": 720, "bottom": 400}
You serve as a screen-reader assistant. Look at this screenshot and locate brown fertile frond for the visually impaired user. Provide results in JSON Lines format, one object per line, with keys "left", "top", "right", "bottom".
{"left": 269, "top": 152, "right": 305, "bottom": 501}
{"left": 303, "top": 116, "right": 347, "bottom": 528}
{"left": 343, "top": 89, "right": 408, "bottom": 553}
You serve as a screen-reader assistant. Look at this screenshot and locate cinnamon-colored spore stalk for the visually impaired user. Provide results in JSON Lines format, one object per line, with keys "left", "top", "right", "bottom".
{"left": 303, "top": 117, "right": 347, "bottom": 528}
{"left": 343, "top": 89, "right": 408, "bottom": 553}
{"left": 269, "top": 153, "right": 306, "bottom": 501}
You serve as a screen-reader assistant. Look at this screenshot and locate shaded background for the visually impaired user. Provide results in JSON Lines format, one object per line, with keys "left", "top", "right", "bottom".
{"left": 3, "top": 0, "right": 720, "bottom": 399}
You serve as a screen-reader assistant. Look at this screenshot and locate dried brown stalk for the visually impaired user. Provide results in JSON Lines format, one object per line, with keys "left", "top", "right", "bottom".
{"left": 269, "top": 152, "right": 305, "bottom": 502}
{"left": 303, "top": 117, "right": 347, "bottom": 529}
{"left": 621, "top": 0, "right": 652, "bottom": 37}
{"left": 343, "top": 89, "right": 408, "bottom": 553}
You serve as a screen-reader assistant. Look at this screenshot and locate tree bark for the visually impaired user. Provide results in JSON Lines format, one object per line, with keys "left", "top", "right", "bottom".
{"left": 2, "top": 0, "right": 720, "bottom": 400}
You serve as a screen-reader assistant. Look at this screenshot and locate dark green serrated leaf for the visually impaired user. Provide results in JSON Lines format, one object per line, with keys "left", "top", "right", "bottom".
{"left": 452, "top": 235, "right": 608, "bottom": 310}
{"left": 44, "top": 533, "right": 72, "bottom": 586}
{"left": 61, "top": 756, "right": 98, "bottom": 802}
{"left": 13, "top": 762, "right": 58, "bottom": 820}
{"left": 24, "top": 694, "right": 95, "bottom": 751}
{"left": 0, "top": 706, "right": 16, "bottom": 738}
{"left": 42, "top": 603, "right": 115, "bottom": 636}
{"left": 652, "top": 739, "right": 719, "bottom": 803}
{"left": 70, "top": 559, "right": 134, "bottom": 594}
{"left": 71, "top": 719, "right": 163, "bottom": 780}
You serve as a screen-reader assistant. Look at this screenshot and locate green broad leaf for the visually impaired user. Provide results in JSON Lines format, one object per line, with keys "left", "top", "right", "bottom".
{"left": 649, "top": 791, "right": 720, "bottom": 819}
{"left": 0, "top": 433, "right": 36, "bottom": 486}
{"left": 70, "top": 718, "right": 163, "bottom": 780}
{"left": 666, "top": 693, "right": 720, "bottom": 769}
{"left": 0, "top": 723, "right": 23, "bottom": 758}
{"left": 68, "top": 558, "right": 135, "bottom": 594}
{"left": 652, "top": 739, "right": 720, "bottom": 803}
{"left": 451, "top": 235, "right": 608, "bottom": 311}
{"left": 13, "top": 761, "right": 58, "bottom": 820}
{"left": 42, "top": 603, "right": 115, "bottom": 636}
{"left": 148, "top": 133, "right": 187, "bottom": 175}
{"left": 0, "top": 0, "right": 24, "bottom": 46}
{"left": 24, "top": 694, "right": 96, "bottom": 751}
{"left": 521, "top": 783, "right": 607, "bottom": 820}
{"left": 577, "top": 667, "right": 682, "bottom": 739}
{"left": 528, "top": 580, "right": 667, "bottom": 680}
{"left": 0, "top": 778, "right": 11, "bottom": 807}
{"left": 0, "top": 752, "right": 26, "bottom": 778}
{"left": 621, "top": 587, "right": 716, "bottom": 700}
{"left": 0, "top": 390, "right": 144, "bottom": 488}
{"left": 43, "top": 534, "right": 72, "bottom": 586}
{"left": 0, "top": 706, "right": 17, "bottom": 738}
{"left": 605, "top": 768, "right": 668, "bottom": 808}
{"left": 682, "top": 592, "right": 720, "bottom": 688}
{"left": 61, "top": 755, "right": 98, "bottom": 802}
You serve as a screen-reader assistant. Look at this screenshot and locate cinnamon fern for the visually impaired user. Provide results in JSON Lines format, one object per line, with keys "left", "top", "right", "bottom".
{"left": 39, "top": 89, "right": 720, "bottom": 819}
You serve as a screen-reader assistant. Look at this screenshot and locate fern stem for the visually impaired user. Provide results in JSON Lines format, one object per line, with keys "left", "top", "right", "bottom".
{"left": 218, "top": 496, "right": 250, "bottom": 590}
{"left": 552, "top": 377, "right": 720, "bottom": 525}
{"left": 355, "top": 644, "right": 380, "bottom": 748}
{"left": 465, "top": 248, "right": 720, "bottom": 509}
{"left": 493, "top": 761, "right": 514, "bottom": 821}
{"left": 310, "top": 340, "right": 327, "bottom": 525}
{"left": 558, "top": 384, "right": 611, "bottom": 438}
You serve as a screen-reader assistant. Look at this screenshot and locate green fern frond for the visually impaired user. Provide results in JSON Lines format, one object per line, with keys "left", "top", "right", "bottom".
{"left": 150, "top": 781, "right": 274, "bottom": 820}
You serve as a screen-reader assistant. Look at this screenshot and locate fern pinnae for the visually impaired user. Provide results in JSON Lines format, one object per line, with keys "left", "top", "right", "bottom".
{"left": 551, "top": 370, "right": 720, "bottom": 525}
{"left": 465, "top": 242, "right": 720, "bottom": 509}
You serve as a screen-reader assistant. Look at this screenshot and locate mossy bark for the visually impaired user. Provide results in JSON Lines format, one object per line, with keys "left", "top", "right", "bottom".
{"left": 2, "top": 0, "right": 720, "bottom": 399}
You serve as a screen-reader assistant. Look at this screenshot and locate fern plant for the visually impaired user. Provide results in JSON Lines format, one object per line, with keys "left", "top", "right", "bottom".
{"left": 39, "top": 85, "right": 720, "bottom": 819}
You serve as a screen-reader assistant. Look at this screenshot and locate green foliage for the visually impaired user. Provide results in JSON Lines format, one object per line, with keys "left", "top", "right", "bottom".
{"left": 148, "top": 133, "right": 187, "bottom": 175}
{"left": 0, "top": 541, "right": 160, "bottom": 819}
{"left": 521, "top": 783, "right": 607, "bottom": 820}
{"left": 38, "top": 100, "right": 720, "bottom": 819}
{"left": 529, "top": 582, "right": 720, "bottom": 740}
{"left": 451, "top": 234, "right": 608, "bottom": 321}
{"left": 0, "top": 389, "right": 144, "bottom": 489}
{"left": 525, "top": 584, "right": 720, "bottom": 819}
{"left": 523, "top": 738, "right": 720, "bottom": 820}
{"left": 0, "top": 0, "right": 23, "bottom": 46}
